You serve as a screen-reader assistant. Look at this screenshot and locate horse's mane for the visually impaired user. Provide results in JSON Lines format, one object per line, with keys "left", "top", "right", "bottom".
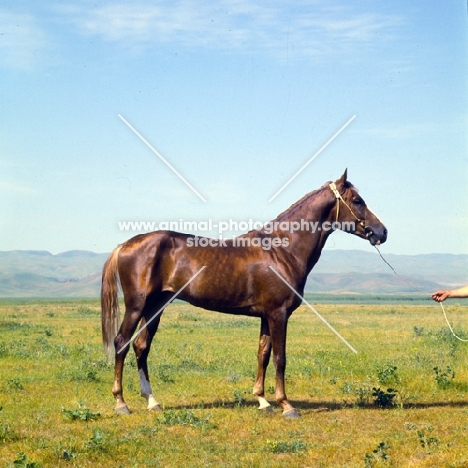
{"left": 271, "top": 180, "right": 355, "bottom": 222}
{"left": 272, "top": 190, "right": 320, "bottom": 222}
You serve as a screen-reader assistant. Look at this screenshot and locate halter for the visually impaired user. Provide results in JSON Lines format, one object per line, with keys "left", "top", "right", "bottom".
{"left": 329, "top": 182, "right": 366, "bottom": 229}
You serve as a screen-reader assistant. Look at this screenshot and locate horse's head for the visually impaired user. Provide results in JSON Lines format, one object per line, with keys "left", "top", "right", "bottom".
{"left": 330, "top": 169, "right": 387, "bottom": 246}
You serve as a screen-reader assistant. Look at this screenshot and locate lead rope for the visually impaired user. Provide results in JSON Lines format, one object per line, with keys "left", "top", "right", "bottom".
{"left": 330, "top": 182, "right": 467, "bottom": 342}
{"left": 374, "top": 245, "right": 468, "bottom": 342}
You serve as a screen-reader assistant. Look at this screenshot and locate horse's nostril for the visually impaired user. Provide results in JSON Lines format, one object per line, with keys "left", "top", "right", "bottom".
{"left": 383, "top": 228, "right": 388, "bottom": 237}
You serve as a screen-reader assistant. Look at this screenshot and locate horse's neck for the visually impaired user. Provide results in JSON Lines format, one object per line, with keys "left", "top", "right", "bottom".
{"left": 274, "top": 188, "right": 335, "bottom": 274}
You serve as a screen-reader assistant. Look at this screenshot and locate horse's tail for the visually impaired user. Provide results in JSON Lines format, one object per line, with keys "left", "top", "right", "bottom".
{"left": 101, "top": 244, "right": 123, "bottom": 361}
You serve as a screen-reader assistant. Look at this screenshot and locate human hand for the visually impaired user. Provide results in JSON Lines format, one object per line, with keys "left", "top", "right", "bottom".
{"left": 431, "top": 290, "right": 451, "bottom": 302}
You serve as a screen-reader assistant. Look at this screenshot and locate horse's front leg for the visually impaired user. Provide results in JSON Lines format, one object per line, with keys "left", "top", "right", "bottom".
{"left": 269, "top": 315, "right": 300, "bottom": 419}
{"left": 253, "top": 317, "right": 273, "bottom": 411}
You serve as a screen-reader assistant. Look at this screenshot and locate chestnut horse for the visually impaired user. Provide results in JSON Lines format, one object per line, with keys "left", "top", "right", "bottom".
{"left": 101, "top": 170, "right": 387, "bottom": 418}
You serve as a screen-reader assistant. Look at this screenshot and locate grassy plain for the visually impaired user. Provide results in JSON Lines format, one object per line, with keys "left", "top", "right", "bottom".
{"left": 0, "top": 298, "right": 468, "bottom": 467}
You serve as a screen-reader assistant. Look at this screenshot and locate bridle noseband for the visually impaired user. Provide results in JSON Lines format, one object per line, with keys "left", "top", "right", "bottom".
{"left": 329, "top": 182, "right": 366, "bottom": 230}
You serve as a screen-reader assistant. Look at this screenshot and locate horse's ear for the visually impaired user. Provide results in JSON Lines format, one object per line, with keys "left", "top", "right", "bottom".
{"left": 335, "top": 168, "right": 348, "bottom": 188}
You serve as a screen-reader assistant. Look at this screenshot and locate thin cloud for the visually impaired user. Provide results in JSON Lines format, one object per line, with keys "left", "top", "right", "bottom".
{"left": 354, "top": 121, "right": 466, "bottom": 140}
{"left": 63, "top": 1, "right": 405, "bottom": 61}
{"left": 0, "top": 180, "right": 38, "bottom": 195}
{"left": 0, "top": 9, "right": 49, "bottom": 70}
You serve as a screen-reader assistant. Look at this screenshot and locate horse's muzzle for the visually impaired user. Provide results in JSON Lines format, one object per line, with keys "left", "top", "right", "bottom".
{"left": 365, "top": 227, "right": 388, "bottom": 246}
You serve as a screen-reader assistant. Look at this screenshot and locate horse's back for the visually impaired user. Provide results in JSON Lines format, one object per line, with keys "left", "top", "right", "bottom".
{"left": 116, "top": 230, "right": 284, "bottom": 314}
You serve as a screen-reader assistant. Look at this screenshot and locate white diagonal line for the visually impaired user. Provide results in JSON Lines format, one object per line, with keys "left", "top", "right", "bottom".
{"left": 118, "top": 114, "right": 207, "bottom": 202}
{"left": 268, "top": 266, "right": 357, "bottom": 354}
{"left": 117, "top": 266, "right": 206, "bottom": 354}
{"left": 268, "top": 115, "right": 356, "bottom": 203}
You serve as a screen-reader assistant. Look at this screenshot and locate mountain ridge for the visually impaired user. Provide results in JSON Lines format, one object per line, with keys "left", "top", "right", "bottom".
{"left": 0, "top": 249, "right": 466, "bottom": 298}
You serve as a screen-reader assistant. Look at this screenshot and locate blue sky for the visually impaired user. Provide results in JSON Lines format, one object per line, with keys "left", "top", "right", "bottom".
{"left": 1, "top": 1, "right": 467, "bottom": 255}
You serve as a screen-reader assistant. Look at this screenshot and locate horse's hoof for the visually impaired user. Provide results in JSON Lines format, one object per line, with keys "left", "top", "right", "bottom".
{"left": 259, "top": 406, "right": 274, "bottom": 414}
{"left": 148, "top": 404, "right": 162, "bottom": 412}
{"left": 115, "top": 405, "right": 131, "bottom": 415}
{"left": 282, "top": 408, "right": 300, "bottom": 419}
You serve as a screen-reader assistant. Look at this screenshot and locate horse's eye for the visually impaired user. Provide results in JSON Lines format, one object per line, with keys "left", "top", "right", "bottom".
{"left": 353, "top": 198, "right": 364, "bottom": 206}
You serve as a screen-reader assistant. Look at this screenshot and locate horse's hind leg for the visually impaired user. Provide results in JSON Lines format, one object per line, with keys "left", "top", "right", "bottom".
{"left": 133, "top": 313, "right": 163, "bottom": 411}
{"left": 253, "top": 317, "right": 273, "bottom": 412}
{"left": 112, "top": 294, "right": 146, "bottom": 414}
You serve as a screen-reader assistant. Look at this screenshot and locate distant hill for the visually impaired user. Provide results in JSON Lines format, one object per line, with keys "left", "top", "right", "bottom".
{"left": 308, "top": 250, "right": 468, "bottom": 294}
{"left": 0, "top": 250, "right": 108, "bottom": 298}
{"left": 0, "top": 249, "right": 466, "bottom": 298}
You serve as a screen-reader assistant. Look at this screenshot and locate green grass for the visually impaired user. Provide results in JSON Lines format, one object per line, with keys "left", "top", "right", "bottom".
{"left": 0, "top": 298, "right": 468, "bottom": 467}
